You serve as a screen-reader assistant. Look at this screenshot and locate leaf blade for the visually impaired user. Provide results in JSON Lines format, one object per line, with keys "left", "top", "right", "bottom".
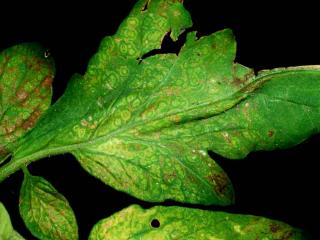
{"left": 0, "top": 43, "right": 54, "bottom": 160}
{"left": 11, "top": 0, "right": 242, "bottom": 205}
{"left": 6, "top": 0, "right": 320, "bottom": 207}
{"left": 0, "top": 202, "right": 25, "bottom": 239}
{"left": 186, "top": 66, "right": 320, "bottom": 159}
{"left": 19, "top": 172, "right": 78, "bottom": 240}
{"left": 74, "top": 143, "right": 234, "bottom": 205}
{"left": 89, "top": 205, "right": 306, "bottom": 240}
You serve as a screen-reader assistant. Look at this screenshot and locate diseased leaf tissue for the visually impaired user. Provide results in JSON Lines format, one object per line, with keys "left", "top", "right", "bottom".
{"left": 89, "top": 205, "right": 305, "bottom": 240}
{"left": 0, "top": 0, "right": 318, "bottom": 239}
{"left": 0, "top": 43, "right": 54, "bottom": 164}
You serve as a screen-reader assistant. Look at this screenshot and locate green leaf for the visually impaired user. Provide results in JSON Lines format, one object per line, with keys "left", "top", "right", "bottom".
{"left": 19, "top": 171, "right": 78, "bottom": 240}
{"left": 0, "top": 202, "right": 11, "bottom": 239}
{"left": 0, "top": 43, "right": 55, "bottom": 162}
{"left": 2, "top": 0, "right": 320, "bottom": 207}
{"left": 172, "top": 66, "right": 320, "bottom": 159}
{"left": 0, "top": 202, "right": 25, "bottom": 239}
{"left": 89, "top": 204, "right": 306, "bottom": 240}
{"left": 8, "top": 0, "right": 238, "bottom": 205}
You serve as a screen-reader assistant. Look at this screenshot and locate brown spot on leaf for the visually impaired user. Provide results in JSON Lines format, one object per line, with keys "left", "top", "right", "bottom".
{"left": 34, "top": 87, "right": 41, "bottom": 95}
{"left": 232, "top": 69, "right": 254, "bottom": 87}
{"left": 21, "top": 109, "right": 42, "bottom": 130}
{"left": 232, "top": 77, "right": 247, "bottom": 87}
{"left": 88, "top": 121, "right": 98, "bottom": 129}
{"left": 170, "top": 115, "right": 181, "bottom": 123}
{"left": 164, "top": 171, "right": 176, "bottom": 182}
{"left": 164, "top": 87, "right": 180, "bottom": 96}
{"left": 280, "top": 230, "right": 294, "bottom": 240}
{"left": 16, "top": 89, "right": 29, "bottom": 102}
{"left": 0, "top": 145, "right": 8, "bottom": 157}
{"left": 159, "top": 4, "right": 169, "bottom": 17}
{"left": 7, "top": 66, "right": 17, "bottom": 73}
{"left": 4, "top": 125, "right": 15, "bottom": 135}
{"left": 232, "top": 130, "right": 241, "bottom": 137}
{"left": 269, "top": 223, "right": 280, "bottom": 233}
{"left": 80, "top": 119, "right": 89, "bottom": 127}
{"left": 141, "top": 104, "right": 156, "bottom": 118}
{"left": 208, "top": 172, "right": 229, "bottom": 196}
{"left": 268, "top": 130, "right": 274, "bottom": 137}
{"left": 159, "top": 2, "right": 168, "bottom": 10}
{"left": 31, "top": 58, "right": 44, "bottom": 72}
{"left": 41, "top": 76, "right": 53, "bottom": 88}
{"left": 187, "top": 172, "right": 197, "bottom": 183}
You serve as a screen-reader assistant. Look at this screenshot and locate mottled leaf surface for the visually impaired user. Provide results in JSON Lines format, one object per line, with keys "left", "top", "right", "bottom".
{"left": 10, "top": 0, "right": 240, "bottom": 205}
{"left": 3, "top": 0, "right": 320, "bottom": 207}
{"left": 89, "top": 205, "right": 305, "bottom": 240}
{"left": 0, "top": 202, "right": 25, "bottom": 239}
{"left": 0, "top": 43, "right": 54, "bottom": 163}
{"left": 159, "top": 66, "right": 320, "bottom": 159}
{"left": 19, "top": 171, "right": 78, "bottom": 240}
{"left": 211, "top": 66, "right": 320, "bottom": 159}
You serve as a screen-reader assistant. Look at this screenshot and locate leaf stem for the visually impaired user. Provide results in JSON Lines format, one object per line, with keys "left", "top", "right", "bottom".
{"left": 22, "top": 166, "right": 30, "bottom": 176}
{"left": 0, "top": 151, "right": 46, "bottom": 183}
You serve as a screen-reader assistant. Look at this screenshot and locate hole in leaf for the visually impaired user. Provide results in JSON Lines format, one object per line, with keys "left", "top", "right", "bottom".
{"left": 140, "top": 30, "right": 189, "bottom": 61}
{"left": 141, "top": 0, "right": 150, "bottom": 11}
{"left": 150, "top": 219, "right": 160, "bottom": 228}
{"left": 208, "top": 150, "right": 230, "bottom": 164}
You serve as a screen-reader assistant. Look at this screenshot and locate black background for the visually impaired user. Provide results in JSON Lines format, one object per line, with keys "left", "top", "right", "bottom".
{"left": 0, "top": 1, "right": 319, "bottom": 239}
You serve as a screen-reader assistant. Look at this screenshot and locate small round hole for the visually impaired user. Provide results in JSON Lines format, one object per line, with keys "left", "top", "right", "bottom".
{"left": 150, "top": 219, "right": 160, "bottom": 228}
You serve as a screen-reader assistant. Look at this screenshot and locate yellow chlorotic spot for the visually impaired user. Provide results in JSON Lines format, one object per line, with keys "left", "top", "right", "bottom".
{"left": 233, "top": 224, "right": 244, "bottom": 235}
{"left": 81, "top": 119, "right": 89, "bottom": 127}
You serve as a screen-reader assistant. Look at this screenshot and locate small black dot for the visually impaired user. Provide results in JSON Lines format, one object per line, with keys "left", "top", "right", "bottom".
{"left": 150, "top": 219, "right": 160, "bottom": 228}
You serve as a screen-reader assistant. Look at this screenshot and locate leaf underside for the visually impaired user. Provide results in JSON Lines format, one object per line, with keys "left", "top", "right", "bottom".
{"left": 0, "top": 43, "right": 54, "bottom": 163}
{"left": 19, "top": 172, "right": 78, "bottom": 240}
{"left": 89, "top": 204, "right": 306, "bottom": 240}
{"left": 8, "top": 0, "right": 320, "bottom": 207}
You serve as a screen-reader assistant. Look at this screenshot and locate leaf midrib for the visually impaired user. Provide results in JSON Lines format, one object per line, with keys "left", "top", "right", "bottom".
{"left": 11, "top": 66, "right": 320, "bottom": 174}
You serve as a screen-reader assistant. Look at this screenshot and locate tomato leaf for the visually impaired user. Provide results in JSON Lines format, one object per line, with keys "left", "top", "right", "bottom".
{"left": 3, "top": 0, "right": 320, "bottom": 207}
{"left": 19, "top": 171, "right": 78, "bottom": 240}
{"left": 0, "top": 202, "right": 25, "bottom": 239}
{"left": 162, "top": 66, "right": 320, "bottom": 159}
{"left": 89, "top": 204, "right": 306, "bottom": 240}
{"left": 0, "top": 43, "right": 54, "bottom": 163}
{"left": 10, "top": 0, "right": 237, "bottom": 205}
